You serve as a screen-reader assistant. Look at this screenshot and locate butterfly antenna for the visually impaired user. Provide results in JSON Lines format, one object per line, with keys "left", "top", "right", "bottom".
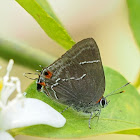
{"left": 105, "top": 82, "right": 130, "bottom": 98}
{"left": 23, "top": 72, "right": 39, "bottom": 80}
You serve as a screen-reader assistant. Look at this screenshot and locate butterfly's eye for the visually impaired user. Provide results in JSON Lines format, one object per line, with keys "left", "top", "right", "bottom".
{"left": 43, "top": 70, "right": 52, "bottom": 79}
{"left": 100, "top": 98, "right": 107, "bottom": 108}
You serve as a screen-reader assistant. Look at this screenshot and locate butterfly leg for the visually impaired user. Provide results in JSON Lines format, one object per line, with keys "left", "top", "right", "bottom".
{"left": 92, "top": 109, "right": 101, "bottom": 121}
{"left": 89, "top": 112, "right": 93, "bottom": 129}
{"left": 89, "top": 109, "right": 101, "bottom": 129}
{"left": 60, "top": 105, "right": 71, "bottom": 114}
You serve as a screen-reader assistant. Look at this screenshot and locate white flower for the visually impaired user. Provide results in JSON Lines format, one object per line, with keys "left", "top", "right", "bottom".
{"left": 0, "top": 60, "right": 66, "bottom": 140}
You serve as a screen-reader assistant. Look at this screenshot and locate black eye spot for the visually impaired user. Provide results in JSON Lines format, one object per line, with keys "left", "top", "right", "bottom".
{"left": 44, "top": 71, "right": 48, "bottom": 75}
{"left": 37, "top": 83, "right": 42, "bottom": 91}
{"left": 102, "top": 99, "right": 105, "bottom": 106}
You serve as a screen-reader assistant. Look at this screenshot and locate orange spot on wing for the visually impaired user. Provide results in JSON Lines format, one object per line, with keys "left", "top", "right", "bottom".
{"left": 45, "top": 71, "right": 52, "bottom": 79}
{"left": 39, "top": 82, "right": 46, "bottom": 86}
{"left": 96, "top": 96, "right": 103, "bottom": 104}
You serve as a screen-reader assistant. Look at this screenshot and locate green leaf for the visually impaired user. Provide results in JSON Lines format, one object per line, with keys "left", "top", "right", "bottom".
{"left": 127, "top": 0, "right": 140, "bottom": 50}
{"left": 34, "top": 0, "right": 61, "bottom": 24}
{"left": 0, "top": 38, "right": 56, "bottom": 70}
{"left": 10, "top": 67, "right": 140, "bottom": 138}
{"left": 15, "top": 0, "right": 75, "bottom": 49}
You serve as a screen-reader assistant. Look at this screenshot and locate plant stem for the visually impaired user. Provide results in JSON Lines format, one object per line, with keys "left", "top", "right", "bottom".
{"left": 0, "top": 38, "right": 57, "bottom": 70}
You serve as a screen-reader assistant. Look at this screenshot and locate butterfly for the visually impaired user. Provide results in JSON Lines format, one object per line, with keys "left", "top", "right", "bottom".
{"left": 26, "top": 38, "right": 129, "bottom": 128}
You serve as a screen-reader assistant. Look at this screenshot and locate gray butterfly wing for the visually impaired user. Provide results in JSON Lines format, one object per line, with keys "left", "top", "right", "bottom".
{"left": 43, "top": 38, "right": 105, "bottom": 105}
{"left": 44, "top": 57, "right": 90, "bottom": 105}
{"left": 65, "top": 38, "right": 105, "bottom": 104}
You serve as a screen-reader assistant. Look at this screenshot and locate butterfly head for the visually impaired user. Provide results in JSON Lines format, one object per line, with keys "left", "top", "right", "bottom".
{"left": 96, "top": 96, "right": 108, "bottom": 108}
{"left": 99, "top": 97, "right": 108, "bottom": 108}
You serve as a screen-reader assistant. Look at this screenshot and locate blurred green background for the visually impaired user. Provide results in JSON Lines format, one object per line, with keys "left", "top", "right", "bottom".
{"left": 0, "top": 0, "right": 139, "bottom": 140}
